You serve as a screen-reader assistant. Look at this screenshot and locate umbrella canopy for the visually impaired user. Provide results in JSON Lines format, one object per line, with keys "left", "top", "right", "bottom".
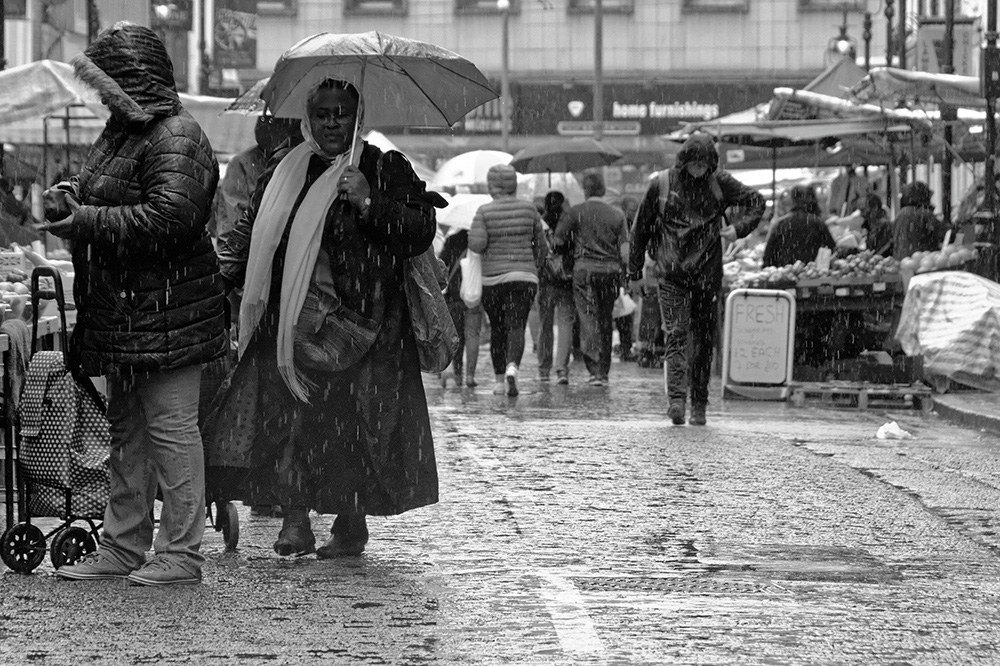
{"left": 509, "top": 137, "right": 623, "bottom": 174}
{"left": 428, "top": 150, "right": 512, "bottom": 191}
{"left": 260, "top": 31, "right": 498, "bottom": 128}
{"left": 435, "top": 193, "right": 493, "bottom": 230}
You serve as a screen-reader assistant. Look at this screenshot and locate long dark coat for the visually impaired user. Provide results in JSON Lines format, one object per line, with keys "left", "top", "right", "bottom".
{"left": 210, "top": 142, "right": 442, "bottom": 515}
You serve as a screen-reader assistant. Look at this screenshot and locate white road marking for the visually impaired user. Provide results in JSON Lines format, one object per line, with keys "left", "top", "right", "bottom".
{"left": 538, "top": 572, "right": 605, "bottom": 654}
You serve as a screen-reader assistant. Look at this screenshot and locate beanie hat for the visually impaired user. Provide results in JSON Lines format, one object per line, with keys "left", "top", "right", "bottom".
{"left": 487, "top": 164, "right": 518, "bottom": 196}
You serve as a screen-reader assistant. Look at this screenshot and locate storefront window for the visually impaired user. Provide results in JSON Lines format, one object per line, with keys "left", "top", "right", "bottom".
{"left": 4, "top": 0, "right": 27, "bottom": 19}
{"left": 345, "top": 0, "right": 407, "bottom": 14}
{"left": 256, "top": 0, "right": 296, "bottom": 15}
{"left": 799, "top": 0, "right": 865, "bottom": 10}
{"left": 682, "top": 0, "right": 750, "bottom": 12}
{"left": 455, "top": 0, "right": 520, "bottom": 14}
{"left": 567, "top": 0, "right": 634, "bottom": 13}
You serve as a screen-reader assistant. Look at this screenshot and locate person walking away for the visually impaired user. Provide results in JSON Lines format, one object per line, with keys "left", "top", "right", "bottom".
{"left": 45, "top": 22, "right": 227, "bottom": 586}
{"left": 762, "top": 185, "right": 835, "bottom": 268}
{"left": 213, "top": 115, "right": 303, "bottom": 520}
{"left": 892, "top": 182, "right": 947, "bottom": 260}
{"left": 439, "top": 227, "right": 484, "bottom": 388}
{"left": 212, "top": 115, "right": 303, "bottom": 248}
{"left": 627, "top": 133, "right": 764, "bottom": 425}
{"left": 554, "top": 173, "right": 629, "bottom": 386}
{"left": 536, "top": 190, "right": 576, "bottom": 384}
{"left": 612, "top": 195, "right": 641, "bottom": 362}
{"left": 469, "top": 164, "right": 546, "bottom": 397}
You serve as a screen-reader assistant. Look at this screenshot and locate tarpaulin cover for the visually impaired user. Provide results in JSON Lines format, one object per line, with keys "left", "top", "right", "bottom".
{"left": 0, "top": 59, "right": 258, "bottom": 154}
{"left": 896, "top": 271, "right": 1000, "bottom": 384}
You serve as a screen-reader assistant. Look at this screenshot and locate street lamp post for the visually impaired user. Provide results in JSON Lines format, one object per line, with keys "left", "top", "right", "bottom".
{"left": 498, "top": 0, "right": 511, "bottom": 153}
{"left": 863, "top": 11, "right": 872, "bottom": 70}
{"left": 885, "top": 0, "right": 895, "bottom": 67}
{"left": 594, "top": 0, "right": 603, "bottom": 141}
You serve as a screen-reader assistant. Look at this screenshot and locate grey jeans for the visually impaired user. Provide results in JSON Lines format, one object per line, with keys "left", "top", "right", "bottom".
{"left": 536, "top": 280, "right": 575, "bottom": 376}
{"left": 99, "top": 364, "right": 205, "bottom": 574}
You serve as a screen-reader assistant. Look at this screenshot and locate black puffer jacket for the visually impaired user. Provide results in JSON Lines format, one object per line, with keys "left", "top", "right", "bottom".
{"left": 628, "top": 133, "right": 765, "bottom": 286}
{"left": 65, "top": 22, "right": 225, "bottom": 376}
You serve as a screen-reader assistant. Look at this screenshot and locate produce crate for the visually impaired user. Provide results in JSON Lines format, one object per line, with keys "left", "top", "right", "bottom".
{"left": 789, "top": 380, "right": 932, "bottom": 414}
{"left": 796, "top": 275, "right": 903, "bottom": 300}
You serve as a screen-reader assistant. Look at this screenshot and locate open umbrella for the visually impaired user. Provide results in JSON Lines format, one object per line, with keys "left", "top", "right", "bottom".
{"left": 260, "top": 31, "right": 497, "bottom": 130}
{"left": 509, "top": 137, "right": 624, "bottom": 174}
{"left": 435, "top": 193, "right": 493, "bottom": 230}
{"left": 428, "top": 150, "right": 512, "bottom": 192}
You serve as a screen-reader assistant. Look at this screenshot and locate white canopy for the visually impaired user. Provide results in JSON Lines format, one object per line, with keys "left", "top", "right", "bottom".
{"left": 0, "top": 59, "right": 258, "bottom": 155}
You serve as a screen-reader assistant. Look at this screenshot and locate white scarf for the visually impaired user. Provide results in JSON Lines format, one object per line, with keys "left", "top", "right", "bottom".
{"left": 238, "top": 135, "right": 361, "bottom": 403}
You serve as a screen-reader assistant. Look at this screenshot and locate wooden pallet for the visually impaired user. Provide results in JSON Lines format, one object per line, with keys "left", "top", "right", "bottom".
{"left": 790, "top": 381, "right": 933, "bottom": 414}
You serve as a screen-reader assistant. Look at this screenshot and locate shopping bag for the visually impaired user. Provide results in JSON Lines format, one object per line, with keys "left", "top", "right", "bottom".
{"left": 16, "top": 350, "right": 110, "bottom": 498}
{"left": 612, "top": 288, "right": 637, "bottom": 319}
{"left": 459, "top": 250, "right": 483, "bottom": 309}
{"left": 405, "top": 246, "right": 461, "bottom": 373}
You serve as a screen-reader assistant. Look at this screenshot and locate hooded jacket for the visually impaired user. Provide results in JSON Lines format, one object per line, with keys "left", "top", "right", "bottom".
{"left": 628, "top": 133, "right": 765, "bottom": 284}
{"left": 65, "top": 22, "right": 226, "bottom": 376}
{"left": 892, "top": 182, "right": 945, "bottom": 260}
{"left": 468, "top": 164, "right": 546, "bottom": 280}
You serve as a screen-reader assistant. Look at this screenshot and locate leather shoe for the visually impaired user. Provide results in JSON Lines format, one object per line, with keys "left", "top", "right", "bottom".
{"left": 273, "top": 509, "right": 316, "bottom": 556}
{"left": 317, "top": 515, "right": 369, "bottom": 559}
{"left": 273, "top": 524, "right": 316, "bottom": 556}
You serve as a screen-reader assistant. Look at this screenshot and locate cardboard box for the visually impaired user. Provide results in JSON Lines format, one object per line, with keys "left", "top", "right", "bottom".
{"left": 0, "top": 249, "right": 29, "bottom": 277}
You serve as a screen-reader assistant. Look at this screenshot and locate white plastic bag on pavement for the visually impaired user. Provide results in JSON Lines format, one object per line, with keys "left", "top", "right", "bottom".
{"left": 876, "top": 421, "right": 913, "bottom": 440}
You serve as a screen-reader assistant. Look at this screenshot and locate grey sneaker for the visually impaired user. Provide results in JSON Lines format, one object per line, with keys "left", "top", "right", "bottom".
{"left": 54, "top": 551, "right": 132, "bottom": 581}
{"left": 127, "top": 556, "right": 201, "bottom": 587}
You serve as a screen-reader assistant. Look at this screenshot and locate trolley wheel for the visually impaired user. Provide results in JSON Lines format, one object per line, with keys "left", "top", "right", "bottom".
{"left": 1, "top": 523, "right": 46, "bottom": 573}
{"left": 49, "top": 527, "right": 98, "bottom": 569}
{"left": 219, "top": 502, "right": 239, "bottom": 551}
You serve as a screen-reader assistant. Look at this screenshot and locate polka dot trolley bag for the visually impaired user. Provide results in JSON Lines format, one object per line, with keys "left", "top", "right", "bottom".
{"left": 15, "top": 267, "right": 110, "bottom": 518}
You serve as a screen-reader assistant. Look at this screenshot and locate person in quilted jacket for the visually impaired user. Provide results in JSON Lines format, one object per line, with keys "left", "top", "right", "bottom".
{"left": 42, "top": 22, "right": 227, "bottom": 586}
{"left": 468, "top": 164, "right": 547, "bottom": 396}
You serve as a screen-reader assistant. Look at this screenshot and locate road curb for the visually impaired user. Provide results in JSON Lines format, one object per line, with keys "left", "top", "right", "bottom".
{"left": 932, "top": 396, "right": 1000, "bottom": 437}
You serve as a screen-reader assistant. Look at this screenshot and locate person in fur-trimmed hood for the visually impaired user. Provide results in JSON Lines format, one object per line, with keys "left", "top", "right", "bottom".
{"left": 43, "top": 22, "right": 226, "bottom": 587}
{"left": 627, "top": 132, "right": 764, "bottom": 426}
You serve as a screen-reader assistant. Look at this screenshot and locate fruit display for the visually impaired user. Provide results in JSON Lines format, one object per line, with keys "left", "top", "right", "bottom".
{"left": 899, "top": 245, "right": 979, "bottom": 275}
{"left": 728, "top": 250, "right": 902, "bottom": 290}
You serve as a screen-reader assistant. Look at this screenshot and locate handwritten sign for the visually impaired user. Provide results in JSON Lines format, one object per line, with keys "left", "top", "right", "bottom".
{"left": 722, "top": 289, "right": 796, "bottom": 399}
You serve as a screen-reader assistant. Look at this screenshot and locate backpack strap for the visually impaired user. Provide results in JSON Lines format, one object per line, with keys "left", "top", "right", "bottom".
{"left": 657, "top": 169, "right": 672, "bottom": 220}
{"left": 708, "top": 173, "right": 723, "bottom": 203}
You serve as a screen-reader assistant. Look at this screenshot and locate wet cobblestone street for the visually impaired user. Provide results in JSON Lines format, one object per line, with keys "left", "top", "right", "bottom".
{"left": 2, "top": 351, "right": 1000, "bottom": 665}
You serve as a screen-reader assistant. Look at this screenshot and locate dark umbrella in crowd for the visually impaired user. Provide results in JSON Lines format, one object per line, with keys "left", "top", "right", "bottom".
{"left": 509, "top": 137, "right": 624, "bottom": 174}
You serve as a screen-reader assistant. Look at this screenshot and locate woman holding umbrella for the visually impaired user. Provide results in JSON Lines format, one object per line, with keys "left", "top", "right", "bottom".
{"left": 214, "top": 78, "right": 446, "bottom": 558}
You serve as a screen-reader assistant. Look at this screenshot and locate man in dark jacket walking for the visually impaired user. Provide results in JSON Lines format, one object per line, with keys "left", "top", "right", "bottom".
{"left": 627, "top": 133, "right": 764, "bottom": 425}
{"left": 43, "top": 22, "right": 226, "bottom": 586}
{"left": 554, "top": 173, "right": 629, "bottom": 386}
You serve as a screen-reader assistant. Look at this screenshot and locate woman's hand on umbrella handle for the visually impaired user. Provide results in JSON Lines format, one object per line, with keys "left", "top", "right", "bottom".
{"left": 338, "top": 166, "right": 371, "bottom": 214}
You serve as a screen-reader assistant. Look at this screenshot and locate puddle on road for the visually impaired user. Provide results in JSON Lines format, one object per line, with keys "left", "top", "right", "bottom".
{"left": 697, "top": 542, "right": 903, "bottom": 584}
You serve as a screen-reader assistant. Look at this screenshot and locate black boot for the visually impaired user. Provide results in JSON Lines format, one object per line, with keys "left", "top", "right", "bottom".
{"left": 272, "top": 506, "right": 316, "bottom": 556}
{"left": 667, "top": 400, "right": 686, "bottom": 426}
{"left": 316, "top": 514, "right": 369, "bottom": 559}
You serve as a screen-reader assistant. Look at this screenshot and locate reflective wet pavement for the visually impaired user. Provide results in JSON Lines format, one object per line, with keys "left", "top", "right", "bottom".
{"left": 2, "top": 350, "right": 1000, "bottom": 664}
